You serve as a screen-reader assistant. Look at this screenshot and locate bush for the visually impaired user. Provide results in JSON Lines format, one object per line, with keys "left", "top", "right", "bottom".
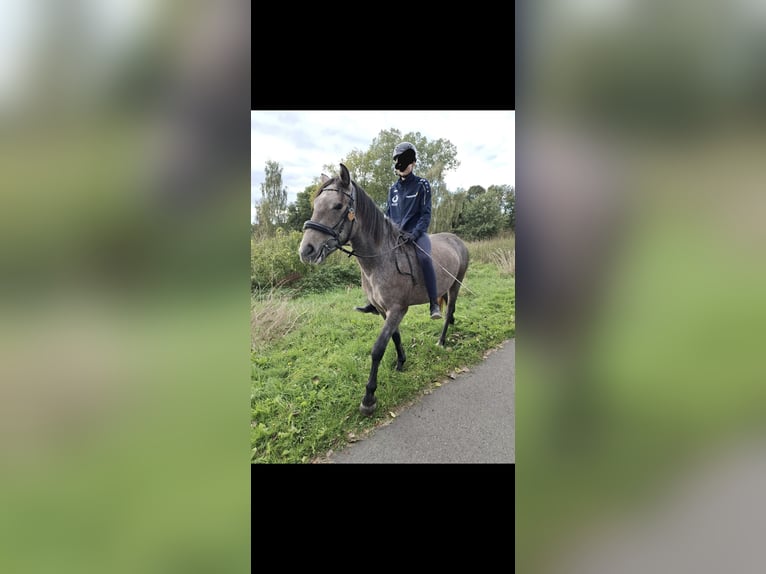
{"left": 251, "top": 229, "right": 305, "bottom": 290}
{"left": 297, "top": 260, "right": 360, "bottom": 294}
{"left": 456, "top": 189, "right": 506, "bottom": 241}
{"left": 251, "top": 229, "right": 361, "bottom": 294}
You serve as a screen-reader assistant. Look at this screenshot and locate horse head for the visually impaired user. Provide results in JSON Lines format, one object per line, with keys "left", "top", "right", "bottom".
{"left": 299, "top": 163, "right": 356, "bottom": 264}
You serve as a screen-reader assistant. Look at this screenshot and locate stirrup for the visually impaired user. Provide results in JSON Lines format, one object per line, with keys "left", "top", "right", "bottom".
{"left": 429, "top": 302, "right": 442, "bottom": 320}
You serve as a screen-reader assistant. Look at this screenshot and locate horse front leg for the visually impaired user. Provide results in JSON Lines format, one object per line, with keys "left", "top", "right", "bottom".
{"left": 360, "top": 308, "right": 405, "bottom": 416}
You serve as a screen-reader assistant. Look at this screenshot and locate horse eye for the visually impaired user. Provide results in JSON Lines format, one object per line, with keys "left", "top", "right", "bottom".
{"left": 333, "top": 203, "right": 343, "bottom": 210}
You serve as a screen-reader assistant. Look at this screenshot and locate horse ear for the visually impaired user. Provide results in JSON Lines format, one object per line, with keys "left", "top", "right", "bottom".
{"left": 320, "top": 174, "right": 330, "bottom": 184}
{"left": 339, "top": 163, "right": 350, "bottom": 186}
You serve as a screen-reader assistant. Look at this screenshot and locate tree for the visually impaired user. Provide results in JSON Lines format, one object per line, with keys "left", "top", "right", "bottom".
{"left": 456, "top": 186, "right": 505, "bottom": 241}
{"left": 257, "top": 160, "right": 288, "bottom": 234}
{"left": 490, "top": 184, "right": 515, "bottom": 232}
{"left": 431, "top": 188, "right": 467, "bottom": 234}
{"left": 285, "top": 184, "right": 316, "bottom": 232}
{"left": 465, "top": 184, "right": 487, "bottom": 202}
{"left": 503, "top": 185, "right": 516, "bottom": 232}
{"left": 324, "top": 129, "right": 460, "bottom": 207}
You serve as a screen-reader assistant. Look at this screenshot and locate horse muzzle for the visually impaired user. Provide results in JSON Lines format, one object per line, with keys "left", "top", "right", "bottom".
{"left": 299, "top": 238, "right": 337, "bottom": 264}
{"left": 301, "top": 218, "right": 348, "bottom": 263}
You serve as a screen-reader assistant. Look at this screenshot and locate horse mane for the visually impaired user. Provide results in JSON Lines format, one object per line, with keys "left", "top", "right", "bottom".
{"left": 315, "top": 175, "right": 399, "bottom": 247}
{"left": 351, "top": 180, "right": 399, "bottom": 247}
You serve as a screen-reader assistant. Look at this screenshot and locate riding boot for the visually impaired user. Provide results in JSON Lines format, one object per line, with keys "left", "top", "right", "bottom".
{"left": 429, "top": 300, "right": 442, "bottom": 320}
{"left": 354, "top": 302, "right": 379, "bottom": 315}
{"left": 421, "top": 258, "right": 442, "bottom": 320}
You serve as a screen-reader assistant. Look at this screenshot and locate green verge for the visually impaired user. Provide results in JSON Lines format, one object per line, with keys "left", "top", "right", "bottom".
{"left": 251, "top": 262, "right": 514, "bottom": 463}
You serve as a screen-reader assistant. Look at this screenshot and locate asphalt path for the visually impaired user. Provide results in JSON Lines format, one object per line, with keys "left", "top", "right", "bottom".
{"left": 326, "top": 339, "right": 515, "bottom": 464}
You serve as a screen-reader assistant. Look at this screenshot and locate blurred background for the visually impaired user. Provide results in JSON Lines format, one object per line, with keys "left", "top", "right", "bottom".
{"left": 0, "top": 1, "right": 250, "bottom": 572}
{"left": 6, "top": 0, "right": 766, "bottom": 570}
{"left": 516, "top": 0, "right": 766, "bottom": 572}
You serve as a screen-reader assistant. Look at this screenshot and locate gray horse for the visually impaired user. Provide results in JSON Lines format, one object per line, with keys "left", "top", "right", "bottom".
{"left": 299, "top": 163, "right": 470, "bottom": 415}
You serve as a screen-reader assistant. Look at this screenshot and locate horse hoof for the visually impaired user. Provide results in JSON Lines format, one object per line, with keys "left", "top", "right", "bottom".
{"left": 359, "top": 398, "right": 377, "bottom": 416}
{"left": 354, "top": 304, "right": 379, "bottom": 315}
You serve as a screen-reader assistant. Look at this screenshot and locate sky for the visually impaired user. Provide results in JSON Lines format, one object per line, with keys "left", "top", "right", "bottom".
{"left": 251, "top": 110, "right": 515, "bottom": 222}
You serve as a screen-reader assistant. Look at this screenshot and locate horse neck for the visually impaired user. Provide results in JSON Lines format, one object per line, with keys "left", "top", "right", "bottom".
{"left": 349, "top": 212, "right": 396, "bottom": 272}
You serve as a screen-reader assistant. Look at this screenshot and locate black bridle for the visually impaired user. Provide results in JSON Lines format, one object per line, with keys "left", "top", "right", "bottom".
{"left": 302, "top": 185, "right": 357, "bottom": 257}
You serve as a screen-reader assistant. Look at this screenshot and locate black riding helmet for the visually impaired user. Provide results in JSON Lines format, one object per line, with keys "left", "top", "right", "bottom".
{"left": 393, "top": 142, "right": 417, "bottom": 171}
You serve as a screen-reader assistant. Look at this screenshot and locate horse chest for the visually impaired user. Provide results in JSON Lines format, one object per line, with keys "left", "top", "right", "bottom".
{"left": 363, "top": 272, "right": 389, "bottom": 313}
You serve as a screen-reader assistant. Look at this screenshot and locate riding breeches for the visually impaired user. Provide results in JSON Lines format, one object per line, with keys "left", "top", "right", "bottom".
{"left": 414, "top": 234, "right": 439, "bottom": 302}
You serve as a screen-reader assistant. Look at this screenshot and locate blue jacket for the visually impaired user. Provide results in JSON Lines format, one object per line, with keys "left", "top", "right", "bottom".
{"left": 385, "top": 172, "right": 432, "bottom": 240}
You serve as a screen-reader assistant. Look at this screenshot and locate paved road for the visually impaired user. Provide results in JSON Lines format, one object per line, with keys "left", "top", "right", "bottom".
{"left": 327, "top": 339, "right": 514, "bottom": 464}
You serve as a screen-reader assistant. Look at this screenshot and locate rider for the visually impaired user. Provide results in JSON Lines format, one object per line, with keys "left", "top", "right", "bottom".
{"left": 355, "top": 142, "right": 442, "bottom": 319}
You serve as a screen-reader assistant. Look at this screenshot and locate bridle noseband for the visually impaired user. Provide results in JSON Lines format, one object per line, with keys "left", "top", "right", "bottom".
{"left": 302, "top": 185, "right": 357, "bottom": 257}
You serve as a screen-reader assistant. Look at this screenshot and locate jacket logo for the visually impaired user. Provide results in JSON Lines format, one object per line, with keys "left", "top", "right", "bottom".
{"left": 391, "top": 194, "right": 399, "bottom": 205}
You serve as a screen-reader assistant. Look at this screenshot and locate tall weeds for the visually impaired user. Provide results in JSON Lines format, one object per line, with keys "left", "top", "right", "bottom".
{"left": 467, "top": 232, "right": 515, "bottom": 275}
{"left": 490, "top": 248, "right": 515, "bottom": 275}
{"left": 251, "top": 288, "right": 305, "bottom": 352}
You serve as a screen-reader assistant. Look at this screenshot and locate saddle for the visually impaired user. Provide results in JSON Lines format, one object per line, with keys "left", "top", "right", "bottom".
{"left": 395, "top": 233, "right": 417, "bottom": 285}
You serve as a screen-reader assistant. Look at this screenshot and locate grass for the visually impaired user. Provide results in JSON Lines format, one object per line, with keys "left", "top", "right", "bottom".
{"left": 250, "top": 261, "right": 514, "bottom": 463}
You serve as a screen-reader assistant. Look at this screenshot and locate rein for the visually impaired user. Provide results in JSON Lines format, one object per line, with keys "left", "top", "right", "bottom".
{"left": 412, "top": 241, "right": 478, "bottom": 296}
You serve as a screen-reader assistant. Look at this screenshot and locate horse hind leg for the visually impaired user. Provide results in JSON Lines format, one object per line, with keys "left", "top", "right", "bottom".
{"left": 392, "top": 329, "right": 406, "bottom": 371}
{"left": 439, "top": 292, "right": 455, "bottom": 325}
{"left": 438, "top": 285, "right": 460, "bottom": 346}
